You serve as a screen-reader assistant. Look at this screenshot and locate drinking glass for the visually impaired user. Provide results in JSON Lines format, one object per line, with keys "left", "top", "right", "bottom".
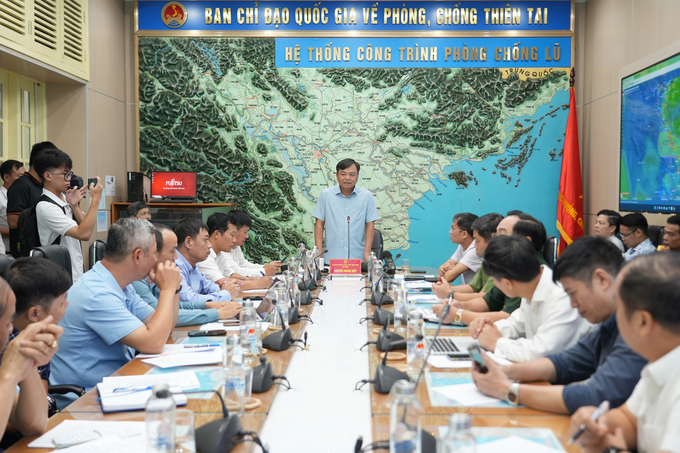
{"left": 401, "top": 258, "right": 411, "bottom": 275}
{"left": 175, "top": 409, "right": 196, "bottom": 453}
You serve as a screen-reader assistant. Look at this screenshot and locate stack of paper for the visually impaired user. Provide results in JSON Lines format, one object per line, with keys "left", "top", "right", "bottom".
{"left": 199, "top": 321, "right": 271, "bottom": 332}
{"left": 142, "top": 348, "right": 223, "bottom": 368}
{"left": 405, "top": 281, "right": 434, "bottom": 289}
{"left": 96, "top": 371, "right": 199, "bottom": 412}
{"left": 28, "top": 420, "right": 145, "bottom": 449}
{"left": 137, "top": 344, "right": 218, "bottom": 358}
{"left": 407, "top": 294, "right": 440, "bottom": 304}
{"left": 433, "top": 382, "right": 501, "bottom": 406}
{"left": 427, "top": 356, "right": 472, "bottom": 369}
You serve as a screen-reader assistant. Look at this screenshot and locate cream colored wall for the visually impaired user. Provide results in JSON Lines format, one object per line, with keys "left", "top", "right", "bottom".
{"left": 45, "top": 0, "right": 136, "bottom": 264}
{"left": 576, "top": 0, "right": 680, "bottom": 231}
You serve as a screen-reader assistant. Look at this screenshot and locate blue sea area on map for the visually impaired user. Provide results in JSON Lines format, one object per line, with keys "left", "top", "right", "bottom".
{"left": 397, "top": 89, "right": 569, "bottom": 268}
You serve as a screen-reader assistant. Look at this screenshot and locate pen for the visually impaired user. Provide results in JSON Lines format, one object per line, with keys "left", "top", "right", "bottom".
{"left": 567, "top": 400, "right": 610, "bottom": 446}
{"left": 184, "top": 343, "right": 221, "bottom": 348}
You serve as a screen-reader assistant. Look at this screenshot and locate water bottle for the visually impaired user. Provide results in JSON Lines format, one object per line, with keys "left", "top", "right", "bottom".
{"left": 437, "top": 414, "right": 476, "bottom": 453}
{"left": 146, "top": 383, "right": 176, "bottom": 453}
{"left": 407, "top": 312, "right": 426, "bottom": 382}
{"left": 304, "top": 250, "right": 314, "bottom": 281}
{"left": 394, "top": 282, "right": 408, "bottom": 336}
{"left": 368, "top": 251, "right": 377, "bottom": 284}
{"left": 283, "top": 270, "right": 297, "bottom": 309}
{"left": 389, "top": 380, "right": 422, "bottom": 453}
{"left": 239, "top": 300, "right": 260, "bottom": 366}
{"left": 372, "top": 261, "right": 383, "bottom": 291}
{"left": 223, "top": 334, "right": 242, "bottom": 368}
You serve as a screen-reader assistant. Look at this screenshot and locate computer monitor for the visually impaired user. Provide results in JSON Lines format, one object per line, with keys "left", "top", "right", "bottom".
{"left": 150, "top": 171, "right": 197, "bottom": 201}
{"left": 619, "top": 43, "right": 680, "bottom": 213}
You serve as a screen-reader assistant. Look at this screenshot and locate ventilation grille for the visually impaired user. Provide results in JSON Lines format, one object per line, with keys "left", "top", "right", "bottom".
{"left": 62, "top": 0, "right": 83, "bottom": 62}
{"left": 0, "top": 0, "right": 27, "bottom": 35}
{"left": 33, "top": 0, "right": 57, "bottom": 50}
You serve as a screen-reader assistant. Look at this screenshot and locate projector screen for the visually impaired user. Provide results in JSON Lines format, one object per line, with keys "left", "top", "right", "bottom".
{"left": 620, "top": 52, "right": 680, "bottom": 213}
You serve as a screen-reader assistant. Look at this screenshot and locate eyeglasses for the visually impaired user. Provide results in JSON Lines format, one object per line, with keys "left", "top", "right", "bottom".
{"left": 450, "top": 228, "right": 464, "bottom": 233}
{"left": 491, "top": 231, "right": 509, "bottom": 238}
{"left": 619, "top": 230, "right": 636, "bottom": 238}
{"left": 49, "top": 171, "right": 74, "bottom": 181}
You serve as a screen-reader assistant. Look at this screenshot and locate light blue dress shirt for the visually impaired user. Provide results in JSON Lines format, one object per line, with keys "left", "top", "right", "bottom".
{"left": 132, "top": 278, "right": 219, "bottom": 326}
{"left": 624, "top": 238, "right": 656, "bottom": 261}
{"left": 312, "top": 184, "right": 380, "bottom": 260}
{"left": 50, "top": 262, "right": 155, "bottom": 405}
{"left": 176, "top": 250, "right": 232, "bottom": 302}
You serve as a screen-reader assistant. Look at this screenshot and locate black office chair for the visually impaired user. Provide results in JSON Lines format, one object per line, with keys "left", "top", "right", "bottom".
{"left": 88, "top": 239, "right": 106, "bottom": 270}
{"left": 543, "top": 235, "right": 558, "bottom": 268}
{"left": 372, "top": 229, "right": 384, "bottom": 260}
{"left": 0, "top": 254, "right": 15, "bottom": 274}
{"left": 29, "top": 245, "right": 72, "bottom": 280}
{"left": 646, "top": 225, "right": 665, "bottom": 248}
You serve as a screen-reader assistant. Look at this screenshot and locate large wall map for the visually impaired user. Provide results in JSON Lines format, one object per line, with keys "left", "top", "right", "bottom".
{"left": 139, "top": 37, "right": 569, "bottom": 265}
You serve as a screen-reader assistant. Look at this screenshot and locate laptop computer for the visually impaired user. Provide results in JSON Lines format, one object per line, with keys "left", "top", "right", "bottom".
{"left": 425, "top": 336, "right": 474, "bottom": 358}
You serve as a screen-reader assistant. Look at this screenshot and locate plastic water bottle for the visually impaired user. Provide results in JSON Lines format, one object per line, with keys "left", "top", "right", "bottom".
{"left": 368, "top": 251, "right": 377, "bottom": 284}
{"left": 395, "top": 282, "right": 409, "bottom": 336}
{"left": 437, "top": 414, "right": 476, "bottom": 453}
{"left": 240, "top": 299, "right": 260, "bottom": 366}
{"left": 389, "top": 380, "right": 422, "bottom": 453}
{"left": 146, "top": 383, "right": 176, "bottom": 453}
{"left": 223, "top": 334, "right": 242, "bottom": 368}
{"left": 407, "top": 312, "right": 426, "bottom": 381}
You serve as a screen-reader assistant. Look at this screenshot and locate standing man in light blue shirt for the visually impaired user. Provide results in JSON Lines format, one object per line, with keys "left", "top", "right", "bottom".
{"left": 174, "top": 219, "right": 241, "bottom": 309}
{"left": 50, "top": 219, "right": 182, "bottom": 404}
{"left": 313, "top": 158, "right": 380, "bottom": 262}
{"left": 620, "top": 213, "right": 656, "bottom": 261}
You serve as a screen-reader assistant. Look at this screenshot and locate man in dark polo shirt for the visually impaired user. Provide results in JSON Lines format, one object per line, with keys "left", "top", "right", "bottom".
{"left": 7, "top": 142, "right": 56, "bottom": 257}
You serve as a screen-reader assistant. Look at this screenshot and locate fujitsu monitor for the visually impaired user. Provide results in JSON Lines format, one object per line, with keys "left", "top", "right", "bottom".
{"left": 151, "top": 171, "right": 197, "bottom": 200}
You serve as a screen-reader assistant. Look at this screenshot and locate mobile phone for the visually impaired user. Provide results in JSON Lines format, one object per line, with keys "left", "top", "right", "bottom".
{"left": 87, "top": 178, "right": 98, "bottom": 187}
{"left": 188, "top": 330, "right": 226, "bottom": 337}
{"left": 467, "top": 343, "right": 489, "bottom": 373}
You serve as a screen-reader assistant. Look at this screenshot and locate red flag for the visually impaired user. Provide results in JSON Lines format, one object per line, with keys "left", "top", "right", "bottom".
{"left": 556, "top": 86, "right": 584, "bottom": 255}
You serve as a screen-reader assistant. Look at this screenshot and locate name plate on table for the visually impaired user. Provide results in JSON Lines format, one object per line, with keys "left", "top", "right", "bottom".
{"left": 330, "top": 259, "right": 361, "bottom": 276}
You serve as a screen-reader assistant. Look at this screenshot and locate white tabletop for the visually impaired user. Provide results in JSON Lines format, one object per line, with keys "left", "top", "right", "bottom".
{"left": 260, "top": 276, "right": 373, "bottom": 452}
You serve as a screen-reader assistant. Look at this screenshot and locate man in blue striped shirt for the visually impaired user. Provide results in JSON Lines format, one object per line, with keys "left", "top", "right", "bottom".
{"left": 133, "top": 223, "right": 240, "bottom": 325}
{"left": 173, "top": 219, "right": 241, "bottom": 318}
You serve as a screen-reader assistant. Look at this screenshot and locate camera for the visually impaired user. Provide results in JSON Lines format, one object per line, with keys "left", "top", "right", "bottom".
{"left": 69, "top": 174, "right": 84, "bottom": 190}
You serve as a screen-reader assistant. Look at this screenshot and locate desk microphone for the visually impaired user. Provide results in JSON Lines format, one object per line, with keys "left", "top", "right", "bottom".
{"left": 194, "top": 390, "right": 268, "bottom": 453}
{"left": 314, "top": 248, "right": 328, "bottom": 281}
{"left": 347, "top": 216, "right": 351, "bottom": 260}
{"left": 370, "top": 275, "right": 394, "bottom": 306}
{"left": 372, "top": 339, "right": 409, "bottom": 394}
{"left": 384, "top": 252, "right": 402, "bottom": 276}
{"left": 262, "top": 301, "right": 293, "bottom": 351}
{"left": 371, "top": 291, "right": 395, "bottom": 326}
{"left": 376, "top": 323, "right": 406, "bottom": 352}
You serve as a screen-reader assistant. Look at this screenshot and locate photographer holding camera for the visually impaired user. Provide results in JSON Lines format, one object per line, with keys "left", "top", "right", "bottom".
{"left": 33, "top": 149, "right": 103, "bottom": 282}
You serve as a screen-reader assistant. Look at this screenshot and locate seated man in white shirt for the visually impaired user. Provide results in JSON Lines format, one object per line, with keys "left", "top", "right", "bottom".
{"left": 438, "top": 212, "right": 481, "bottom": 285}
{"left": 33, "top": 149, "right": 103, "bottom": 282}
{"left": 593, "top": 209, "right": 625, "bottom": 253}
{"left": 469, "top": 234, "right": 591, "bottom": 362}
{"left": 197, "top": 212, "right": 272, "bottom": 290}
{"left": 225, "top": 211, "right": 281, "bottom": 279}
{"left": 570, "top": 252, "right": 680, "bottom": 453}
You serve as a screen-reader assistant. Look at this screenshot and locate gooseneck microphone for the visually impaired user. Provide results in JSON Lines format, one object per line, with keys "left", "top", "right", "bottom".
{"left": 347, "top": 216, "right": 351, "bottom": 260}
{"left": 414, "top": 303, "right": 451, "bottom": 387}
{"left": 372, "top": 339, "right": 409, "bottom": 394}
{"left": 385, "top": 253, "right": 402, "bottom": 276}
{"left": 194, "top": 390, "right": 268, "bottom": 453}
{"left": 262, "top": 301, "right": 294, "bottom": 351}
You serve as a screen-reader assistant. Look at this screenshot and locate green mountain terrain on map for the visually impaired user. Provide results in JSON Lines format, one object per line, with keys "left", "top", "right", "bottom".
{"left": 138, "top": 37, "right": 568, "bottom": 263}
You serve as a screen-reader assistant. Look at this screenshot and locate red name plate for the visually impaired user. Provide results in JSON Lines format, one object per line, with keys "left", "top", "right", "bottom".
{"left": 329, "top": 259, "right": 362, "bottom": 275}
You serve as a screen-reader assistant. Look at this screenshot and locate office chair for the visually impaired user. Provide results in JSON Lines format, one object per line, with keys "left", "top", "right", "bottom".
{"left": 30, "top": 245, "right": 72, "bottom": 280}
{"left": 372, "top": 229, "right": 384, "bottom": 260}
{"left": 543, "top": 235, "right": 558, "bottom": 268}
{"left": 0, "top": 254, "right": 15, "bottom": 274}
{"left": 646, "top": 225, "right": 665, "bottom": 248}
{"left": 88, "top": 239, "right": 106, "bottom": 270}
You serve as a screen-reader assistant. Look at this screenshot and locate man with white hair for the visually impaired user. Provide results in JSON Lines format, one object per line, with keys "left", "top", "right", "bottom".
{"left": 50, "top": 218, "right": 181, "bottom": 404}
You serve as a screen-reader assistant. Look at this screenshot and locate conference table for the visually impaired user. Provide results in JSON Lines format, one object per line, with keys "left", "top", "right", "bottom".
{"left": 6, "top": 270, "right": 580, "bottom": 453}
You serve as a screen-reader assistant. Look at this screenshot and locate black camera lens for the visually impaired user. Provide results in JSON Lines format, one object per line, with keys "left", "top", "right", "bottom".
{"left": 69, "top": 175, "right": 84, "bottom": 190}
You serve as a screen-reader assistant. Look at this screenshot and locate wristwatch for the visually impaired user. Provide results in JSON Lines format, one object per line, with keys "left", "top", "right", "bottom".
{"left": 506, "top": 383, "right": 520, "bottom": 405}
{"left": 175, "top": 285, "right": 182, "bottom": 294}
{"left": 454, "top": 309, "right": 464, "bottom": 324}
